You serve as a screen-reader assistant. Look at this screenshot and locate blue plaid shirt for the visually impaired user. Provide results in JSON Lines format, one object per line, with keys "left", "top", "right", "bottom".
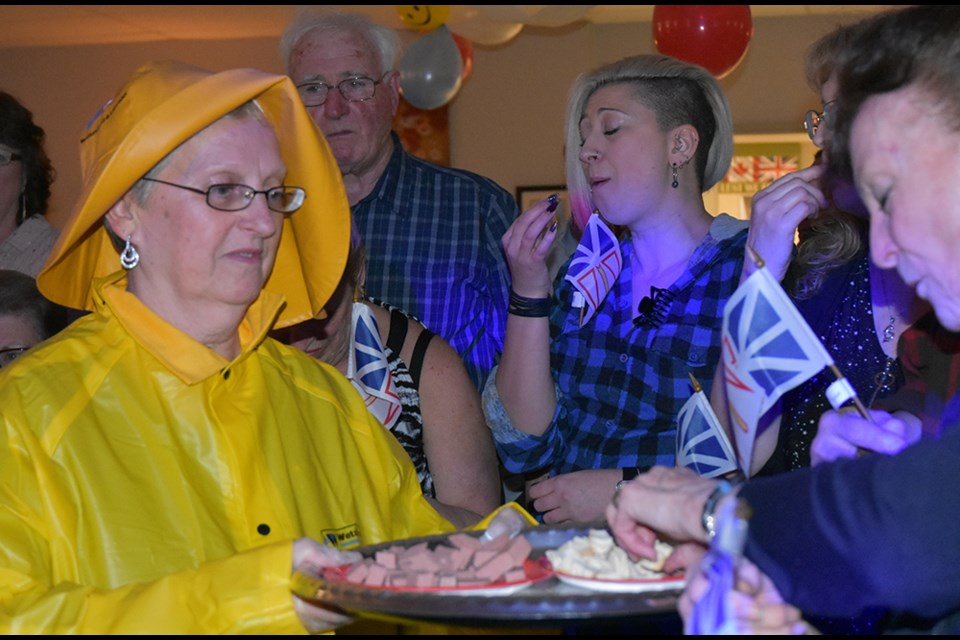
{"left": 485, "top": 214, "right": 748, "bottom": 476}
{"left": 352, "top": 133, "right": 518, "bottom": 390}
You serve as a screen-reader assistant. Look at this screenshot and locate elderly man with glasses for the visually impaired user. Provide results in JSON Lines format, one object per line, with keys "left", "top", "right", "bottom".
{"left": 280, "top": 9, "right": 519, "bottom": 391}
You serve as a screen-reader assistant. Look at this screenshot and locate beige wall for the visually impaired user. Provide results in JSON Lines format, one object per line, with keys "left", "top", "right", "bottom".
{"left": 0, "top": 13, "right": 868, "bottom": 229}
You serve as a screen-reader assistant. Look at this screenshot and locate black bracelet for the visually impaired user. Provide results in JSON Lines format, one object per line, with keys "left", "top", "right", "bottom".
{"left": 508, "top": 290, "right": 551, "bottom": 317}
{"left": 614, "top": 467, "right": 642, "bottom": 496}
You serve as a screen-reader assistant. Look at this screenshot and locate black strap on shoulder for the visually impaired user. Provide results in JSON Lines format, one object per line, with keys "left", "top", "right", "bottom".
{"left": 384, "top": 306, "right": 435, "bottom": 389}
{"left": 409, "top": 327, "right": 435, "bottom": 389}
{"left": 385, "top": 307, "right": 408, "bottom": 355}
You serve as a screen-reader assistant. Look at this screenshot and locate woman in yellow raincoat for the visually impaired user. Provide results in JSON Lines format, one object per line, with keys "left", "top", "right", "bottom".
{"left": 0, "top": 60, "right": 455, "bottom": 633}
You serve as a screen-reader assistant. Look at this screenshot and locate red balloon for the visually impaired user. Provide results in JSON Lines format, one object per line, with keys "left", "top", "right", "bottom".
{"left": 652, "top": 5, "right": 753, "bottom": 79}
{"left": 452, "top": 32, "right": 474, "bottom": 82}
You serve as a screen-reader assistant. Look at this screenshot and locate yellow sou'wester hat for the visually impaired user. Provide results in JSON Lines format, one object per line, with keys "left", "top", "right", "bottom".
{"left": 37, "top": 60, "right": 349, "bottom": 328}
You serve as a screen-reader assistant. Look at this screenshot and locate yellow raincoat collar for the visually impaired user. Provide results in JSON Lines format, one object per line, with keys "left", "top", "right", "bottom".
{"left": 38, "top": 60, "right": 348, "bottom": 330}
{"left": 93, "top": 270, "right": 283, "bottom": 384}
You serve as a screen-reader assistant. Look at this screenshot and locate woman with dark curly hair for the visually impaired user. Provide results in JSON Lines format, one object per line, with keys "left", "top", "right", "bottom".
{"left": 0, "top": 92, "right": 59, "bottom": 276}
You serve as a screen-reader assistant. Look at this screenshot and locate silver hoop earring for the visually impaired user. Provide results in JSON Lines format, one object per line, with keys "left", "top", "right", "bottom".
{"left": 18, "top": 191, "right": 27, "bottom": 225}
{"left": 120, "top": 235, "right": 140, "bottom": 270}
{"left": 671, "top": 163, "right": 679, "bottom": 189}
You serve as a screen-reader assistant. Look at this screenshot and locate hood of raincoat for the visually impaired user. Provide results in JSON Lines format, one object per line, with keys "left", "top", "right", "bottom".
{"left": 37, "top": 60, "right": 349, "bottom": 329}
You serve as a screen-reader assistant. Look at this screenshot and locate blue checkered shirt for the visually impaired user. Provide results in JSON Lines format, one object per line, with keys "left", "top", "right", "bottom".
{"left": 484, "top": 214, "right": 748, "bottom": 476}
{"left": 352, "top": 134, "right": 518, "bottom": 390}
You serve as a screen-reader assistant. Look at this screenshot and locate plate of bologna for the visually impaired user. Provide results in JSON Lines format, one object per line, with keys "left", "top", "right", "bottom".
{"left": 319, "top": 530, "right": 553, "bottom": 595}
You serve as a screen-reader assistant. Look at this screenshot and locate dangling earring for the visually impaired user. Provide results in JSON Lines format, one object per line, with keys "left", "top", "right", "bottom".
{"left": 17, "top": 190, "right": 27, "bottom": 225}
{"left": 671, "top": 163, "right": 679, "bottom": 189}
{"left": 120, "top": 235, "right": 140, "bottom": 270}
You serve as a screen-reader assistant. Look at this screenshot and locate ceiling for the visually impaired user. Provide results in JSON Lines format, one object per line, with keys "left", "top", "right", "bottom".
{"left": 0, "top": 5, "right": 893, "bottom": 48}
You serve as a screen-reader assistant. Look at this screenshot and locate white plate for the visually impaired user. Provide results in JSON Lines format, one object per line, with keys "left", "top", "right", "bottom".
{"left": 553, "top": 570, "right": 686, "bottom": 594}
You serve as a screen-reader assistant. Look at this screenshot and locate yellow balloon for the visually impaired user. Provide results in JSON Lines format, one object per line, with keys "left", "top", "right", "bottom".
{"left": 396, "top": 5, "right": 449, "bottom": 31}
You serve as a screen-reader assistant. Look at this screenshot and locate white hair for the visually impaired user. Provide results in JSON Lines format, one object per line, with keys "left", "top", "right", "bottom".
{"left": 280, "top": 9, "right": 402, "bottom": 76}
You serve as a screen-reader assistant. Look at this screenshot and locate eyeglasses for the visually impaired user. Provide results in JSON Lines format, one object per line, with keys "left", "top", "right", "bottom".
{"left": 295, "top": 74, "right": 387, "bottom": 107}
{"left": 140, "top": 178, "right": 306, "bottom": 214}
{"left": 0, "top": 347, "right": 27, "bottom": 368}
{"left": 0, "top": 147, "right": 22, "bottom": 167}
{"left": 803, "top": 100, "right": 836, "bottom": 142}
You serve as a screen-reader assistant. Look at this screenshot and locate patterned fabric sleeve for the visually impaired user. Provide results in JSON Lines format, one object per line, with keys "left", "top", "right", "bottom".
{"left": 481, "top": 364, "right": 565, "bottom": 472}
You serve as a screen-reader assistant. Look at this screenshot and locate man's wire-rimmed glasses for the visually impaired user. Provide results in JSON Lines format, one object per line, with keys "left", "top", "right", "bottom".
{"left": 803, "top": 100, "right": 836, "bottom": 143}
{"left": 140, "top": 178, "right": 306, "bottom": 214}
{"left": 295, "top": 74, "right": 388, "bottom": 107}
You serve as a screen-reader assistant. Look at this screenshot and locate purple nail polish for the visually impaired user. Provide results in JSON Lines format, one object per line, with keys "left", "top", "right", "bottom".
{"left": 547, "top": 194, "right": 560, "bottom": 213}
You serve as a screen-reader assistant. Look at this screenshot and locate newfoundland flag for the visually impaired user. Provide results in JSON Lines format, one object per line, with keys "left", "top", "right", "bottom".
{"left": 721, "top": 253, "right": 834, "bottom": 473}
{"left": 348, "top": 302, "right": 402, "bottom": 430}
{"left": 564, "top": 212, "right": 622, "bottom": 327}
{"left": 677, "top": 375, "right": 739, "bottom": 478}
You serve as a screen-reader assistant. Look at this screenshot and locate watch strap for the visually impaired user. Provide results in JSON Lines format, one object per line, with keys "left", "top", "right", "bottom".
{"left": 701, "top": 479, "right": 735, "bottom": 540}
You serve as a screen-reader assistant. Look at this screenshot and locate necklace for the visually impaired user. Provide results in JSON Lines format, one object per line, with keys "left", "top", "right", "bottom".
{"left": 882, "top": 315, "right": 896, "bottom": 343}
{"left": 868, "top": 356, "right": 897, "bottom": 408}
{"left": 870, "top": 261, "right": 905, "bottom": 356}
{"left": 869, "top": 263, "right": 900, "bottom": 408}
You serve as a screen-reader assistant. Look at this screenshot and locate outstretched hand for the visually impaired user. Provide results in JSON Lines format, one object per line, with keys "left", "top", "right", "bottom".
{"left": 291, "top": 538, "right": 363, "bottom": 633}
{"left": 606, "top": 466, "right": 718, "bottom": 562}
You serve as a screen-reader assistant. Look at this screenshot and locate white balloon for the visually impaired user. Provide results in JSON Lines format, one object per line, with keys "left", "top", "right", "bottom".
{"left": 399, "top": 26, "right": 463, "bottom": 110}
{"left": 446, "top": 6, "right": 524, "bottom": 46}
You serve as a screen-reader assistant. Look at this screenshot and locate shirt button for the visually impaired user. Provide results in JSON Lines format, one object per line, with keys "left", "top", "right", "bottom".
{"left": 223, "top": 369, "right": 231, "bottom": 380}
{"left": 619, "top": 354, "right": 629, "bottom": 363}
{"left": 257, "top": 523, "right": 271, "bottom": 536}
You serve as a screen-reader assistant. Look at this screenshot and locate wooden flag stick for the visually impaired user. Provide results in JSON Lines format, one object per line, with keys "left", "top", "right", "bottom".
{"left": 688, "top": 371, "right": 703, "bottom": 394}
{"left": 746, "top": 244, "right": 766, "bottom": 270}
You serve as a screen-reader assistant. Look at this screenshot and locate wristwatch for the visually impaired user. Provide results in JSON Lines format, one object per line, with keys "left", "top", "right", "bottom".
{"left": 700, "top": 479, "right": 736, "bottom": 540}
{"left": 614, "top": 467, "right": 641, "bottom": 496}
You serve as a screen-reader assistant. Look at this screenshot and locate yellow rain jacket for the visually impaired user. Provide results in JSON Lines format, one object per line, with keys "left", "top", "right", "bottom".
{"left": 0, "top": 272, "right": 452, "bottom": 633}
{"left": 0, "top": 61, "right": 454, "bottom": 633}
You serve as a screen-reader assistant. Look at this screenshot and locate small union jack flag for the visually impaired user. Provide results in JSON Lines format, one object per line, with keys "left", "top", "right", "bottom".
{"left": 564, "top": 212, "right": 622, "bottom": 327}
{"left": 348, "top": 302, "right": 402, "bottom": 430}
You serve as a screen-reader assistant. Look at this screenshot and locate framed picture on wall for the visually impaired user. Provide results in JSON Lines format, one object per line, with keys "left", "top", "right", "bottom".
{"left": 516, "top": 185, "right": 568, "bottom": 213}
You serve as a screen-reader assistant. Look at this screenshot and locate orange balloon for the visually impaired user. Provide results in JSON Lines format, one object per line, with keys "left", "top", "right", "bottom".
{"left": 652, "top": 5, "right": 753, "bottom": 79}
{"left": 452, "top": 33, "right": 474, "bottom": 81}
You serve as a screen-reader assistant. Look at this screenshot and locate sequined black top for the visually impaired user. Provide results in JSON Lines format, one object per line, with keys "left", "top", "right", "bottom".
{"left": 759, "top": 253, "right": 905, "bottom": 474}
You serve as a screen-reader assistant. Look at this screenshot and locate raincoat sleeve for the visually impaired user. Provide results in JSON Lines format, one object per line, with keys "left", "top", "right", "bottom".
{"left": 0, "top": 437, "right": 305, "bottom": 634}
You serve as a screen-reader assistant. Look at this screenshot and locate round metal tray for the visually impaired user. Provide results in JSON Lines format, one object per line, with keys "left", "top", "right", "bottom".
{"left": 292, "top": 523, "right": 683, "bottom": 626}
